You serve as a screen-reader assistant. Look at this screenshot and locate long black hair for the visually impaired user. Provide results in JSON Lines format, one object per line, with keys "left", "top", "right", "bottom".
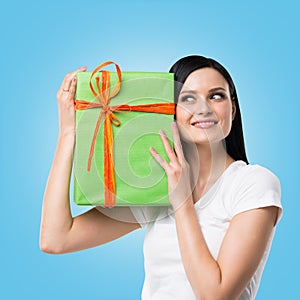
{"left": 169, "top": 55, "right": 249, "bottom": 164}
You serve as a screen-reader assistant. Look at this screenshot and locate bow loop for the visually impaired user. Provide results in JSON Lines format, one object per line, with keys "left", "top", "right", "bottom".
{"left": 90, "top": 61, "right": 122, "bottom": 103}
{"left": 109, "top": 112, "right": 121, "bottom": 127}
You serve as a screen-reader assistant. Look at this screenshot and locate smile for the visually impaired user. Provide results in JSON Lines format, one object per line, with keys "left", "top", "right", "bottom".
{"left": 191, "top": 120, "right": 218, "bottom": 129}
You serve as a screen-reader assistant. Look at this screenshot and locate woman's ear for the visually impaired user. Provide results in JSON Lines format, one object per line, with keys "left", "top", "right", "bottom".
{"left": 232, "top": 101, "right": 236, "bottom": 121}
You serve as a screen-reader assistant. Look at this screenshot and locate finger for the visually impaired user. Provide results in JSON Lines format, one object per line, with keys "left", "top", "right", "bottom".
{"left": 172, "top": 122, "right": 185, "bottom": 164}
{"left": 159, "top": 129, "right": 177, "bottom": 162}
{"left": 68, "top": 77, "right": 77, "bottom": 101}
{"left": 60, "top": 66, "right": 87, "bottom": 93}
{"left": 62, "top": 66, "right": 86, "bottom": 91}
{"left": 150, "top": 147, "right": 168, "bottom": 170}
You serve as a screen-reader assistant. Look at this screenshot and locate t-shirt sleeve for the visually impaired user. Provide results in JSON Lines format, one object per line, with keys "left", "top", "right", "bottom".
{"left": 230, "top": 165, "right": 283, "bottom": 225}
{"left": 129, "top": 206, "right": 168, "bottom": 228}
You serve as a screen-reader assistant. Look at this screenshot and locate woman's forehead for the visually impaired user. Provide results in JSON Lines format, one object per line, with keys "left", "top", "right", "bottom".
{"left": 182, "top": 68, "right": 229, "bottom": 92}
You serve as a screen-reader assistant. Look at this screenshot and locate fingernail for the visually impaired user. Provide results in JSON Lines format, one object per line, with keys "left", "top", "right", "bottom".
{"left": 150, "top": 147, "right": 155, "bottom": 153}
{"left": 159, "top": 129, "right": 165, "bottom": 136}
{"left": 172, "top": 121, "right": 177, "bottom": 128}
{"left": 73, "top": 77, "right": 77, "bottom": 82}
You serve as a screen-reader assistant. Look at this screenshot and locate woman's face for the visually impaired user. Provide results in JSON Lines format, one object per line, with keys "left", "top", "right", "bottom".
{"left": 176, "top": 67, "right": 236, "bottom": 145}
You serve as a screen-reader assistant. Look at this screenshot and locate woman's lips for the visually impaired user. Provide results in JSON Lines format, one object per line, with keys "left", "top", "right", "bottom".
{"left": 191, "top": 120, "right": 218, "bottom": 129}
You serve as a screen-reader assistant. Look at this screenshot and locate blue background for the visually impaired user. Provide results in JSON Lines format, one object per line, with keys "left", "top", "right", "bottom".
{"left": 1, "top": 0, "right": 299, "bottom": 299}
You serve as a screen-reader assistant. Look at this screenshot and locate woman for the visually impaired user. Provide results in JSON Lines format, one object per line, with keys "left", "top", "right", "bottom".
{"left": 40, "top": 55, "right": 282, "bottom": 299}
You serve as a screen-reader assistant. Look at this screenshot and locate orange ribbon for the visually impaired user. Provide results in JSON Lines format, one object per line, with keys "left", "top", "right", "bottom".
{"left": 75, "top": 61, "right": 175, "bottom": 207}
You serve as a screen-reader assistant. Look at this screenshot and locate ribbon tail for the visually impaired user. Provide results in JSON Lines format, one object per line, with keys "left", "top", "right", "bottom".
{"left": 104, "top": 116, "right": 116, "bottom": 207}
{"left": 87, "top": 111, "right": 104, "bottom": 171}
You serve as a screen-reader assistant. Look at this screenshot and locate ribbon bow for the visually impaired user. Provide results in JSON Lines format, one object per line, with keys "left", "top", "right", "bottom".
{"left": 75, "top": 61, "right": 175, "bottom": 207}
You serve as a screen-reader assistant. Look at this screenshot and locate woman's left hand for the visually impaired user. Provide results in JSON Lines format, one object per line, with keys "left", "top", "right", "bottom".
{"left": 150, "top": 122, "right": 193, "bottom": 210}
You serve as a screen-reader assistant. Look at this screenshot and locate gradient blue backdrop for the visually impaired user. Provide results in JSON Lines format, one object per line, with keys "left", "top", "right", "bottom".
{"left": 1, "top": 0, "right": 299, "bottom": 299}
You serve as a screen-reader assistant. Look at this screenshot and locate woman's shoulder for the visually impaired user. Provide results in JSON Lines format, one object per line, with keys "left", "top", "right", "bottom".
{"left": 230, "top": 161, "right": 280, "bottom": 190}
{"left": 225, "top": 161, "right": 282, "bottom": 222}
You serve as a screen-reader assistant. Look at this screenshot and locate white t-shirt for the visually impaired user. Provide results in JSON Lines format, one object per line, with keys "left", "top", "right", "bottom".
{"left": 130, "top": 160, "right": 283, "bottom": 300}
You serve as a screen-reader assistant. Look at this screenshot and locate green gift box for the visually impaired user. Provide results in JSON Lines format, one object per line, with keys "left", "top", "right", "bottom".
{"left": 73, "top": 62, "right": 174, "bottom": 207}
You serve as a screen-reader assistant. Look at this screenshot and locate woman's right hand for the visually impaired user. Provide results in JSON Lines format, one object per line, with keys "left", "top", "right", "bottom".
{"left": 56, "top": 66, "right": 87, "bottom": 136}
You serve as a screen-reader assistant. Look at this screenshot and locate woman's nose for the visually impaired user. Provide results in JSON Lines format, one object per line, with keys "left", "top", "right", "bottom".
{"left": 194, "top": 98, "right": 213, "bottom": 115}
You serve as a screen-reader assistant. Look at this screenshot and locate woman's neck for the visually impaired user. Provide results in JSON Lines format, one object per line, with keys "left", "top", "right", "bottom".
{"left": 184, "top": 141, "right": 235, "bottom": 203}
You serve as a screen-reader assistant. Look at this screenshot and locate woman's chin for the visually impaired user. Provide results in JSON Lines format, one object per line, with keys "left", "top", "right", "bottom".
{"left": 180, "top": 134, "right": 225, "bottom": 146}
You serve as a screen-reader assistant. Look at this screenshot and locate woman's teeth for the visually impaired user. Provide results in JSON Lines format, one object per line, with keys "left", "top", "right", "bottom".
{"left": 192, "top": 121, "right": 217, "bottom": 128}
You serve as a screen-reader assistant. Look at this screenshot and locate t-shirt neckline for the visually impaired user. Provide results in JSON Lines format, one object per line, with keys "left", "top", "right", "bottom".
{"left": 193, "top": 160, "right": 246, "bottom": 209}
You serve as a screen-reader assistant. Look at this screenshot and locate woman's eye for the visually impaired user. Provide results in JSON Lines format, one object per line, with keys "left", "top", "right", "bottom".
{"left": 180, "top": 95, "right": 195, "bottom": 103}
{"left": 210, "top": 93, "right": 225, "bottom": 101}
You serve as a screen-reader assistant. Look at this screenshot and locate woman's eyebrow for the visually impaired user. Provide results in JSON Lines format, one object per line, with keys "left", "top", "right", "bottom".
{"left": 208, "top": 87, "right": 226, "bottom": 93}
{"left": 180, "top": 87, "right": 227, "bottom": 95}
{"left": 180, "top": 90, "right": 197, "bottom": 95}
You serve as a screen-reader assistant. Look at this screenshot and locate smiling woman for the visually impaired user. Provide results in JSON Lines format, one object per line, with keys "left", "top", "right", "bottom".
{"left": 176, "top": 68, "right": 235, "bottom": 144}
{"left": 132, "top": 55, "right": 283, "bottom": 299}
{"left": 40, "top": 55, "right": 282, "bottom": 300}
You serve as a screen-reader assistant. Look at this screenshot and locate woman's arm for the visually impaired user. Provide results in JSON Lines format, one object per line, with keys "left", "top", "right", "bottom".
{"left": 174, "top": 199, "right": 277, "bottom": 300}
{"left": 150, "top": 122, "right": 278, "bottom": 299}
{"left": 40, "top": 67, "right": 140, "bottom": 254}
